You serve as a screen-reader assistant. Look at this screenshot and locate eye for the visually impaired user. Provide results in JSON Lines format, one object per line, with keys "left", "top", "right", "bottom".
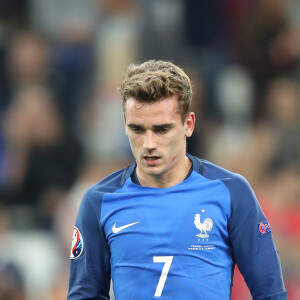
{"left": 156, "top": 128, "right": 169, "bottom": 134}
{"left": 132, "top": 127, "right": 144, "bottom": 134}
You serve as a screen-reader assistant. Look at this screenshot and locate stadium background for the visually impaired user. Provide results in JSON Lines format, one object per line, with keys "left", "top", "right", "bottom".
{"left": 0, "top": 0, "right": 300, "bottom": 299}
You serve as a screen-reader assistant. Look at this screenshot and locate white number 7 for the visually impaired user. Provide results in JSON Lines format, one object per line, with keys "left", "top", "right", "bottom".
{"left": 153, "top": 256, "right": 174, "bottom": 297}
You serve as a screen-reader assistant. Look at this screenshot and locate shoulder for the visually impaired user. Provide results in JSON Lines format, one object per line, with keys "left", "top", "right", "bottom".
{"left": 198, "top": 158, "right": 260, "bottom": 219}
{"left": 195, "top": 158, "right": 263, "bottom": 231}
{"left": 201, "top": 159, "right": 249, "bottom": 186}
{"left": 193, "top": 156, "right": 255, "bottom": 200}
{"left": 82, "top": 163, "right": 135, "bottom": 209}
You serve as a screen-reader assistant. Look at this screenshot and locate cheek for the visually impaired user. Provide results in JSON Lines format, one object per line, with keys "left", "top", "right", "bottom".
{"left": 128, "top": 135, "right": 142, "bottom": 153}
{"left": 167, "top": 133, "right": 185, "bottom": 154}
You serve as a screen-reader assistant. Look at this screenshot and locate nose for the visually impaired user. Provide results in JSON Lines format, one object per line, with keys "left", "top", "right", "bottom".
{"left": 143, "top": 130, "right": 157, "bottom": 151}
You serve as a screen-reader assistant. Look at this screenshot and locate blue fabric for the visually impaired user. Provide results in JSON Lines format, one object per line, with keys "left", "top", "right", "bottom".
{"left": 68, "top": 154, "right": 287, "bottom": 300}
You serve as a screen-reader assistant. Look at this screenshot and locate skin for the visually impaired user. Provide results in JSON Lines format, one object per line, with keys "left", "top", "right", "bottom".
{"left": 124, "top": 95, "right": 195, "bottom": 188}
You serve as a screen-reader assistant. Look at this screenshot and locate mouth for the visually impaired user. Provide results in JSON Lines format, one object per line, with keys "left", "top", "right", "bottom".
{"left": 143, "top": 155, "right": 161, "bottom": 165}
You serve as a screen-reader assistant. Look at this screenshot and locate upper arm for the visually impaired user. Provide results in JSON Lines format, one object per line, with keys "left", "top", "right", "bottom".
{"left": 225, "top": 175, "right": 287, "bottom": 300}
{"left": 68, "top": 188, "right": 111, "bottom": 300}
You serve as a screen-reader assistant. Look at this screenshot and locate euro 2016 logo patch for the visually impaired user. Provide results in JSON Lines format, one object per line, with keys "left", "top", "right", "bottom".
{"left": 258, "top": 220, "right": 271, "bottom": 235}
{"left": 70, "top": 226, "right": 84, "bottom": 259}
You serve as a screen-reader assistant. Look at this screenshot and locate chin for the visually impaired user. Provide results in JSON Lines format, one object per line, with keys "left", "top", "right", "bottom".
{"left": 147, "top": 170, "right": 163, "bottom": 177}
{"left": 142, "top": 165, "right": 163, "bottom": 177}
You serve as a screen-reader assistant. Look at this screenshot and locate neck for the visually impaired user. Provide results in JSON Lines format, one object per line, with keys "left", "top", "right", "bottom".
{"left": 136, "top": 155, "right": 192, "bottom": 188}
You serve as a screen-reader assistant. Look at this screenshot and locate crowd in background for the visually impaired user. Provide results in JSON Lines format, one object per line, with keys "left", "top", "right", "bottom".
{"left": 0, "top": 0, "right": 300, "bottom": 299}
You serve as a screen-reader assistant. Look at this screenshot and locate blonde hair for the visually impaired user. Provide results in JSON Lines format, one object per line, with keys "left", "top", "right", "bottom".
{"left": 119, "top": 60, "right": 193, "bottom": 122}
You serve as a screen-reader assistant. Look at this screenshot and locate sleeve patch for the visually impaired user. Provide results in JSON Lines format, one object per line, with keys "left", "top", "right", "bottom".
{"left": 258, "top": 220, "right": 271, "bottom": 235}
{"left": 70, "top": 226, "right": 84, "bottom": 259}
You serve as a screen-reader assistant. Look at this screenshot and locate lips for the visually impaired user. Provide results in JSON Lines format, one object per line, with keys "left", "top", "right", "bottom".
{"left": 143, "top": 155, "right": 161, "bottom": 165}
{"left": 144, "top": 156, "right": 160, "bottom": 161}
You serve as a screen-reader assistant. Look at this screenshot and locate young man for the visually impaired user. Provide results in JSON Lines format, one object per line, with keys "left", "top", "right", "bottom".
{"left": 68, "top": 60, "right": 287, "bottom": 299}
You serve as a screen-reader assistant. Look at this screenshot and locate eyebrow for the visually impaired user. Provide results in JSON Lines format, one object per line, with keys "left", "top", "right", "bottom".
{"left": 153, "top": 123, "right": 174, "bottom": 130}
{"left": 127, "top": 123, "right": 174, "bottom": 130}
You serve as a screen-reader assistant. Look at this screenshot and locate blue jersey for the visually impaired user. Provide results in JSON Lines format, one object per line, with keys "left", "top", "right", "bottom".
{"left": 68, "top": 154, "right": 287, "bottom": 300}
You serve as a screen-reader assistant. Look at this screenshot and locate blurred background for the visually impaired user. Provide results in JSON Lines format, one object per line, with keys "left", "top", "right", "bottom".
{"left": 0, "top": 0, "right": 300, "bottom": 299}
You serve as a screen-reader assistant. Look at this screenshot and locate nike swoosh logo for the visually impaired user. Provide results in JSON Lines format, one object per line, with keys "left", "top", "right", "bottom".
{"left": 112, "top": 222, "right": 140, "bottom": 234}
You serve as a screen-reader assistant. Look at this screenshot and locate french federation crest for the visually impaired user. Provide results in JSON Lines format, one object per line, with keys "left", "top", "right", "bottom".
{"left": 70, "top": 226, "right": 84, "bottom": 259}
{"left": 194, "top": 211, "right": 213, "bottom": 238}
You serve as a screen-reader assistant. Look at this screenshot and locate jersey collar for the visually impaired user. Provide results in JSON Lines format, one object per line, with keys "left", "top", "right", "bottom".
{"left": 123, "top": 153, "right": 203, "bottom": 186}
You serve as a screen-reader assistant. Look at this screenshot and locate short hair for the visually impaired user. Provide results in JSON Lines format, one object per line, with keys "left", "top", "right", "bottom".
{"left": 119, "top": 60, "right": 193, "bottom": 122}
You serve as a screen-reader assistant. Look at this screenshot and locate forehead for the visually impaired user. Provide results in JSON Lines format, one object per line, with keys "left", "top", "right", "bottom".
{"left": 124, "top": 95, "right": 181, "bottom": 124}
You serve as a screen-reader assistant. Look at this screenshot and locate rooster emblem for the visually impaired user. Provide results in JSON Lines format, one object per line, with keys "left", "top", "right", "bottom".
{"left": 194, "top": 211, "right": 213, "bottom": 238}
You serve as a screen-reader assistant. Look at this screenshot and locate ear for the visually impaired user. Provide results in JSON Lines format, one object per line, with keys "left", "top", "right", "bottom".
{"left": 124, "top": 113, "right": 128, "bottom": 135}
{"left": 185, "top": 112, "right": 195, "bottom": 137}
